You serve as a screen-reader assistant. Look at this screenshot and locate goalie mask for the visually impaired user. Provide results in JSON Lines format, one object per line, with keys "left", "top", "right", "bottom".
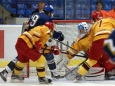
{"left": 77, "top": 22, "right": 89, "bottom": 38}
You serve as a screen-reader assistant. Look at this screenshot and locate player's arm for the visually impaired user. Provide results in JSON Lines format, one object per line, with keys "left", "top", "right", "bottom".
{"left": 66, "top": 39, "right": 83, "bottom": 59}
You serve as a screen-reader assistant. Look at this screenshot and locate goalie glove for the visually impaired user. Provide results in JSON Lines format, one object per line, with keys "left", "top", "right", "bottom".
{"left": 50, "top": 45, "right": 61, "bottom": 55}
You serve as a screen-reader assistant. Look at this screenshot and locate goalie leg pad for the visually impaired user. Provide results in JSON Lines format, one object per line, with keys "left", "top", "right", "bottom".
{"left": 84, "top": 67, "right": 105, "bottom": 81}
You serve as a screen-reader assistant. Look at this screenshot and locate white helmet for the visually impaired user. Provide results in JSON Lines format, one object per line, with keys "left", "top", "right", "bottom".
{"left": 77, "top": 22, "right": 89, "bottom": 38}
{"left": 78, "top": 22, "right": 89, "bottom": 32}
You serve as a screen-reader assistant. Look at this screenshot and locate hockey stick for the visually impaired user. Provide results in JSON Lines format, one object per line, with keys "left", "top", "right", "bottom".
{"left": 42, "top": 48, "right": 87, "bottom": 58}
{"left": 52, "top": 38, "right": 88, "bottom": 57}
{"left": 61, "top": 51, "right": 87, "bottom": 58}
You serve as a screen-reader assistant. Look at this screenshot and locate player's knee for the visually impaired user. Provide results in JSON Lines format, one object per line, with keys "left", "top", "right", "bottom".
{"left": 86, "top": 58, "right": 97, "bottom": 67}
{"left": 16, "top": 61, "right": 27, "bottom": 68}
{"left": 14, "top": 61, "right": 27, "bottom": 75}
{"left": 36, "top": 55, "right": 46, "bottom": 68}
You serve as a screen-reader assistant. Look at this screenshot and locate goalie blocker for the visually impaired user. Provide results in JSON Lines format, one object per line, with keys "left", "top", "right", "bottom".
{"left": 65, "top": 67, "right": 105, "bottom": 81}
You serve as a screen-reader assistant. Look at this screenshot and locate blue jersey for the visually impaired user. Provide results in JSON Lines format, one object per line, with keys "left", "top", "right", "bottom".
{"left": 28, "top": 12, "right": 52, "bottom": 30}
{"left": 103, "top": 30, "right": 115, "bottom": 61}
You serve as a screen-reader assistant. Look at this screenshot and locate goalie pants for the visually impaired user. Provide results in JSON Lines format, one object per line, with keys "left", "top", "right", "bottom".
{"left": 91, "top": 39, "right": 115, "bottom": 73}
{"left": 14, "top": 38, "right": 46, "bottom": 77}
{"left": 93, "top": 52, "right": 115, "bottom": 73}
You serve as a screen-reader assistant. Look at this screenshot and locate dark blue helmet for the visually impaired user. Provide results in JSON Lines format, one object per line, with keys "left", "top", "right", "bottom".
{"left": 43, "top": 5, "right": 54, "bottom": 13}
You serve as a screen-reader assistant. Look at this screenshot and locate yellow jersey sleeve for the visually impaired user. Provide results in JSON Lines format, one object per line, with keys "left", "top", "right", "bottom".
{"left": 19, "top": 25, "right": 50, "bottom": 48}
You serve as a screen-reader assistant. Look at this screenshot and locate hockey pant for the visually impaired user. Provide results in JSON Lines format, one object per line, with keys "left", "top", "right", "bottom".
{"left": 14, "top": 38, "right": 46, "bottom": 77}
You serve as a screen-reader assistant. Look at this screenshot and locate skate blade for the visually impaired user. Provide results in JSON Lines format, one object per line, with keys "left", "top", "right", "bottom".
{"left": 10, "top": 79, "right": 24, "bottom": 83}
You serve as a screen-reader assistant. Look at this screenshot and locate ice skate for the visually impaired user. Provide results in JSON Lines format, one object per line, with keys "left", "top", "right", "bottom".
{"left": 0, "top": 69, "right": 8, "bottom": 82}
{"left": 73, "top": 73, "right": 82, "bottom": 83}
{"left": 10, "top": 73, "right": 24, "bottom": 83}
{"left": 51, "top": 72, "right": 60, "bottom": 79}
{"left": 38, "top": 77, "right": 52, "bottom": 84}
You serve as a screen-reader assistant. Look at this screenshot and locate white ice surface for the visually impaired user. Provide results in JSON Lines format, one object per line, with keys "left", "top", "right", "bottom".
{"left": 0, "top": 76, "right": 115, "bottom": 86}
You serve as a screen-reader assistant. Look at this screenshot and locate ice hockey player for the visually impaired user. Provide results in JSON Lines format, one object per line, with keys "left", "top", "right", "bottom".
{"left": 0, "top": 5, "right": 64, "bottom": 82}
{"left": 104, "top": 30, "right": 115, "bottom": 62}
{"left": 70, "top": 17, "right": 115, "bottom": 83}
{"left": 10, "top": 21, "right": 61, "bottom": 84}
{"left": 57, "top": 21, "right": 115, "bottom": 81}
{"left": 28, "top": 5, "right": 64, "bottom": 80}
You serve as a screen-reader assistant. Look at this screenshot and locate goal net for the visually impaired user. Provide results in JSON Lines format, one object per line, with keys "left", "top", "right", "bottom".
{"left": 26, "top": 20, "right": 92, "bottom": 77}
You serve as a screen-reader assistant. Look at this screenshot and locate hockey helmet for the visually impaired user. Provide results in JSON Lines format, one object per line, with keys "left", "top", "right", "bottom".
{"left": 44, "top": 22, "right": 54, "bottom": 31}
{"left": 43, "top": 5, "right": 54, "bottom": 13}
{"left": 78, "top": 22, "right": 89, "bottom": 33}
{"left": 77, "top": 22, "right": 89, "bottom": 38}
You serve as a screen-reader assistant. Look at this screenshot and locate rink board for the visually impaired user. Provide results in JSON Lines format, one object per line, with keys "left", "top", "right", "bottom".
{"left": 0, "top": 59, "right": 85, "bottom": 67}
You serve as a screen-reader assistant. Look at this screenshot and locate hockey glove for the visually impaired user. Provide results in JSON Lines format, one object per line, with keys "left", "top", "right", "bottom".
{"left": 50, "top": 45, "right": 61, "bottom": 55}
{"left": 35, "top": 40, "right": 42, "bottom": 51}
{"left": 53, "top": 31, "right": 64, "bottom": 41}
